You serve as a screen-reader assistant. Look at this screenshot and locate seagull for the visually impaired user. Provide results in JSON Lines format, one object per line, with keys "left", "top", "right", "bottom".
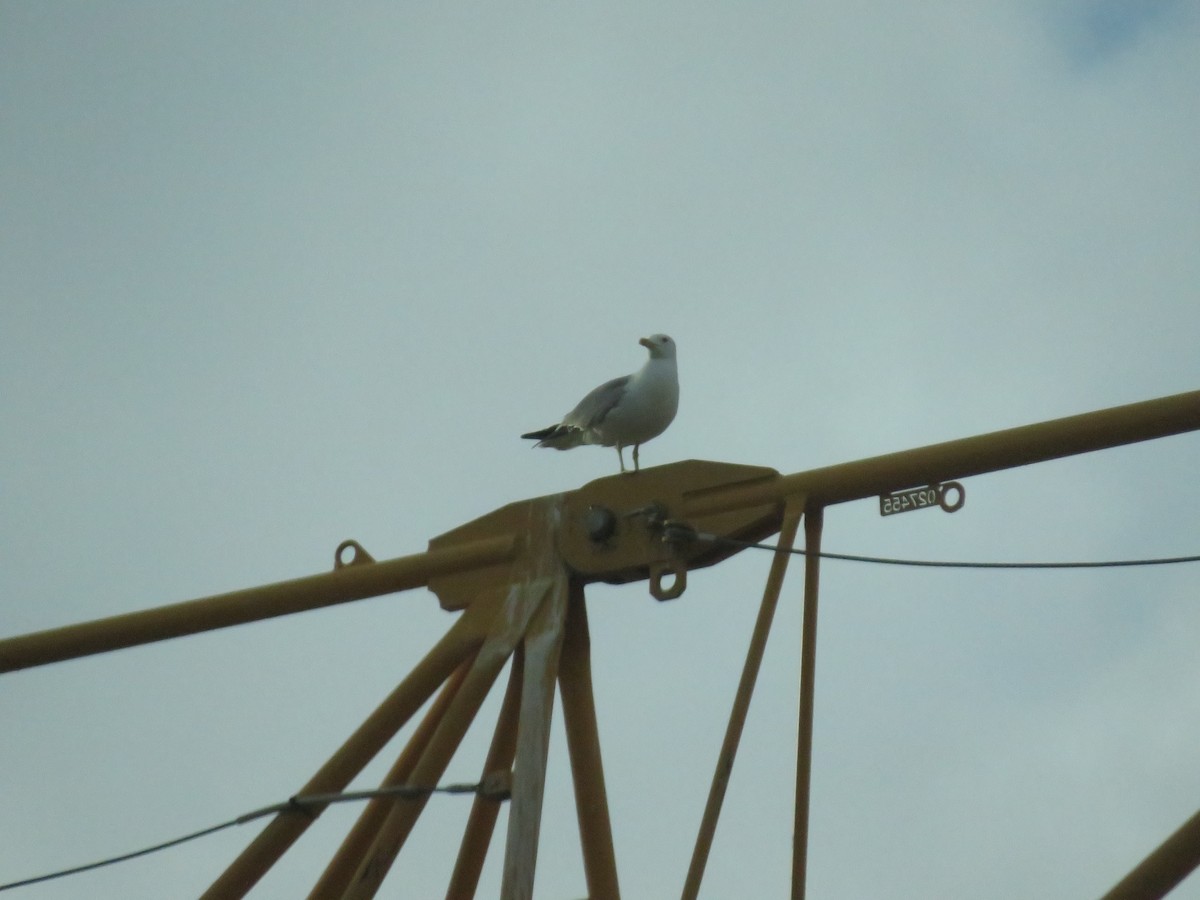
{"left": 522, "top": 334, "right": 679, "bottom": 473}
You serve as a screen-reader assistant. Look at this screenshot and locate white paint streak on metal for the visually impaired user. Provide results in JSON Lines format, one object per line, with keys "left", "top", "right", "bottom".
{"left": 501, "top": 497, "right": 569, "bottom": 900}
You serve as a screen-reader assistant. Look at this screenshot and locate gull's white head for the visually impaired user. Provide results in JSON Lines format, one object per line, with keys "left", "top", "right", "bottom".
{"left": 638, "top": 333, "right": 676, "bottom": 361}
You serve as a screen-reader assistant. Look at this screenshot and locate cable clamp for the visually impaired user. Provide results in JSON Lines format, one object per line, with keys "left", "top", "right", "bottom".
{"left": 659, "top": 519, "right": 701, "bottom": 547}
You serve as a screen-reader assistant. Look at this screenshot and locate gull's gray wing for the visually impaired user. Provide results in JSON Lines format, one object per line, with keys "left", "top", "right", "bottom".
{"left": 563, "top": 375, "right": 630, "bottom": 429}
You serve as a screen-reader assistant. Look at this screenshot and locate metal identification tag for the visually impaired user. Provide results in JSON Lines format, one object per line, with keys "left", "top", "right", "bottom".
{"left": 879, "top": 482, "right": 965, "bottom": 516}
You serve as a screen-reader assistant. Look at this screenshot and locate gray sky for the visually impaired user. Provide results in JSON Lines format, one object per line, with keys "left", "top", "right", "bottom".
{"left": 3, "top": 2, "right": 1199, "bottom": 897}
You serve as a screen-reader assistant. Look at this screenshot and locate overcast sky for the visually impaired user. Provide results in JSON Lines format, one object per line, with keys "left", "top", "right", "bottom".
{"left": 2, "top": 2, "right": 1199, "bottom": 898}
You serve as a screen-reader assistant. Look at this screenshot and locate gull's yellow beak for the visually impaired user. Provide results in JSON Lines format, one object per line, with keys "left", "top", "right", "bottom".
{"left": 638, "top": 337, "right": 652, "bottom": 349}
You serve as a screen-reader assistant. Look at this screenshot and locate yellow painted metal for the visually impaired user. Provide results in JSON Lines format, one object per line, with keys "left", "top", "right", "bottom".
{"left": 428, "top": 497, "right": 566, "bottom": 612}
{"left": 8, "top": 390, "right": 1194, "bottom": 675}
{"left": 307, "top": 655, "right": 475, "bottom": 899}
{"left": 344, "top": 496, "right": 568, "bottom": 899}
{"left": 0, "top": 534, "right": 516, "bottom": 673}
{"left": 500, "top": 552, "right": 570, "bottom": 899}
{"left": 200, "top": 601, "right": 493, "bottom": 899}
{"left": 792, "top": 506, "right": 824, "bottom": 900}
{"left": 558, "top": 580, "right": 620, "bottom": 899}
{"left": 1099, "top": 807, "right": 1200, "bottom": 900}
{"left": 682, "top": 494, "right": 805, "bottom": 900}
{"left": 446, "top": 646, "right": 526, "bottom": 899}
{"left": 340, "top": 584, "right": 549, "bottom": 899}
{"left": 558, "top": 460, "right": 782, "bottom": 583}
{"left": 428, "top": 462, "right": 780, "bottom": 611}
{"left": 685, "top": 389, "right": 1200, "bottom": 518}
{"left": 2, "top": 388, "right": 1198, "bottom": 898}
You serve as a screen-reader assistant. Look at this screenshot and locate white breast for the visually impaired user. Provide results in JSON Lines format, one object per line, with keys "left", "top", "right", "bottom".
{"left": 596, "top": 357, "right": 679, "bottom": 446}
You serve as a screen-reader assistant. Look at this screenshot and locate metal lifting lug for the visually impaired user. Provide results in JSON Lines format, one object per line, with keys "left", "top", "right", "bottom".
{"left": 649, "top": 559, "right": 687, "bottom": 601}
{"left": 334, "top": 539, "right": 376, "bottom": 568}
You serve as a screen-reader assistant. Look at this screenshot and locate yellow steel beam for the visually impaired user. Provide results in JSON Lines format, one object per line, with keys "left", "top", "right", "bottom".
{"left": 339, "top": 582, "right": 546, "bottom": 900}
{"left": 344, "top": 495, "right": 568, "bottom": 899}
{"left": 500, "top": 556, "right": 570, "bottom": 898}
{"left": 1099, "top": 807, "right": 1200, "bottom": 900}
{"left": 558, "top": 580, "right": 620, "bottom": 900}
{"left": 6, "top": 390, "right": 1194, "bottom": 676}
{"left": 0, "top": 389, "right": 1194, "bottom": 898}
{"left": 685, "top": 388, "right": 1200, "bottom": 518}
{"left": 446, "top": 646, "right": 526, "bottom": 899}
{"left": 682, "top": 495, "right": 805, "bottom": 900}
{"left": 0, "top": 534, "right": 516, "bottom": 673}
{"left": 307, "top": 655, "right": 475, "bottom": 899}
{"left": 200, "top": 600, "right": 493, "bottom": 899}
{"left": 792, "top": 506, "right": 824, "bottom": 900}
{"left": 429, "top": 461, "right": 782, "bottom": 611}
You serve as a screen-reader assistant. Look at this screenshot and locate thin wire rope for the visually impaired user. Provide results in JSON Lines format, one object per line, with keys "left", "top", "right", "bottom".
{"left": 0, "top": 780, "right": 504, "bottom": 893}
{"left": 694, "top": 531, "right": 1200, "bottom": 570}
{"left": 9, "top": 533, "right": 1197, "bottom": 893}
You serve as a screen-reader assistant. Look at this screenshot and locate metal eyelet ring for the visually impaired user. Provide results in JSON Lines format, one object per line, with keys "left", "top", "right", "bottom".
{"left": 937, "top": 482, "right": 965, "bottom": 513}
{"left": 334, "top": 540, "right": 376, "bottom": 568}
{"left": 650, "top": 560, "right": 687, "bottom": 601}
